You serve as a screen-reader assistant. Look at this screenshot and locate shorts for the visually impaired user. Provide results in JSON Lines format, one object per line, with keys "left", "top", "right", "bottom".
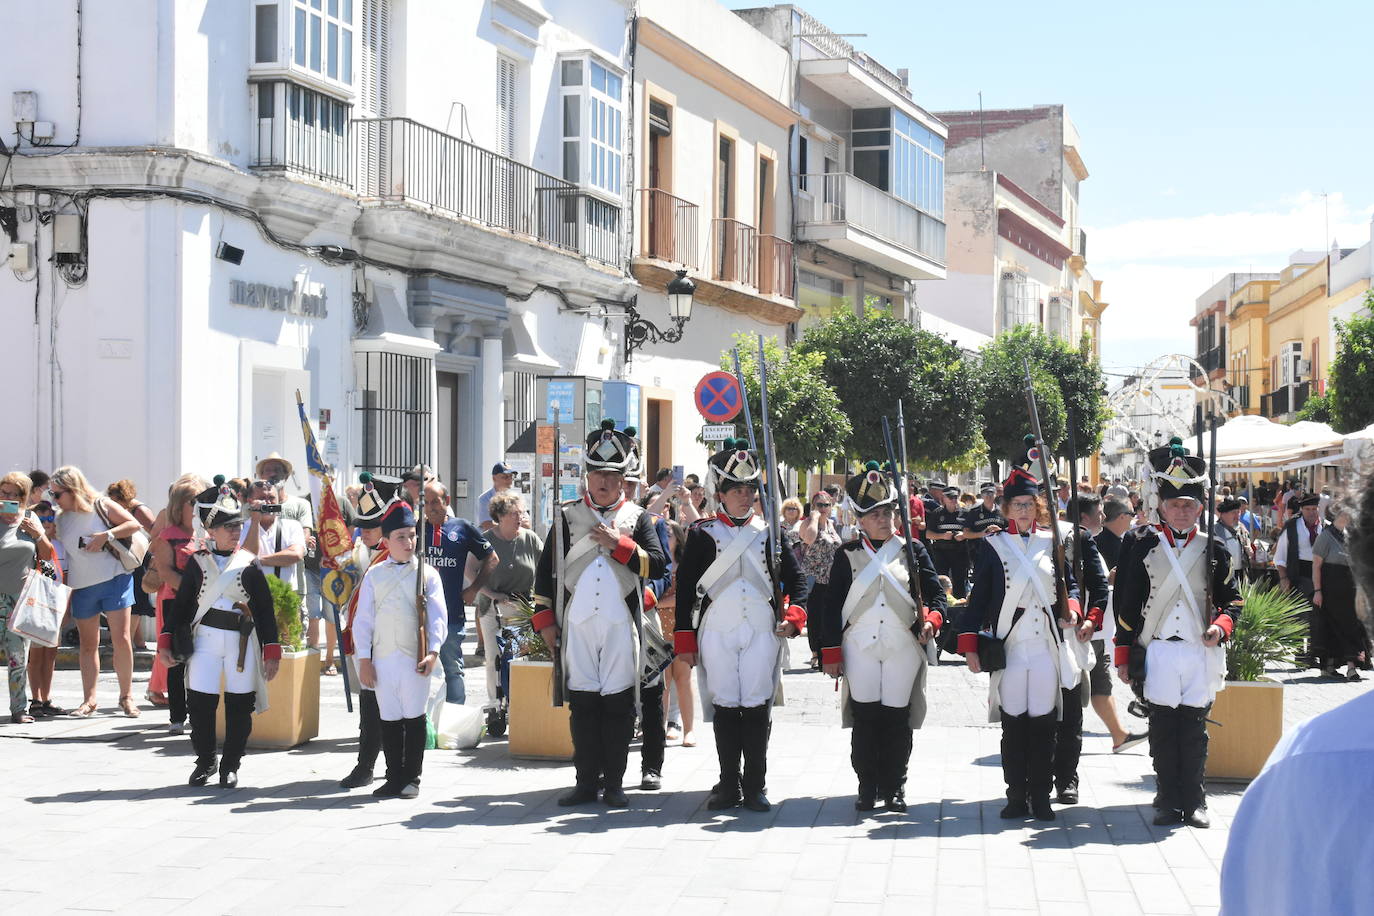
{"left": 71, "top": 573, "right": 135, "bottom": 620}
{"left": 303, "top": 570, "right": 328, "bottom": 620}
{"left": 1088, "top": 639, "right": 1112, "bottom": 697}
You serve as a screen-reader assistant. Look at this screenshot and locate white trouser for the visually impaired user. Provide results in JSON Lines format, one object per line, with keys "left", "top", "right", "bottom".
{"left": 372, "top": 652, "right": 435, "bottom": 720}
{"left": 188, "top": 625, "right": 255, "bottom": 694}
{"left": 999, "top": 640, "right": 1058, "bottom": 717}
{"left": 479, "top": 610, "right": 501, "bottom": 708}
{"left": 563, "top": 607, "right": 636, "bottom": 695}
{"left": 1144, "top": 639, "right": 1217, "bottom": 708}
{"left": 843, "top": 624, "right": 920, "bottom": 707}
{"left": 699, "top": 595, "right": 778, "bottom": 709}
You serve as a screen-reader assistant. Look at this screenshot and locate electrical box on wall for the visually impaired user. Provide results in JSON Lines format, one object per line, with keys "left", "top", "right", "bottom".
{"left": 54, "top": 214, "right": 82, "bottom": 253}
{"left": 12, "top": 90, "right": 37, "bottom": 122}
{"left": 8, "top": 242, "right": 33, "bottom": 272}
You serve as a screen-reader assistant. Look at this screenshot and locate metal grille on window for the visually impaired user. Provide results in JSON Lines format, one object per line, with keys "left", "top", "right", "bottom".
{"left": 355, "top": 351, "right": 433, "bottom": 478}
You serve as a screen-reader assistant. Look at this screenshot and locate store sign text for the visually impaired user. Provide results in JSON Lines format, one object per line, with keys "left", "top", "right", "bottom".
{"left": 229, "top": 279, "right": 328, "bottom": 319}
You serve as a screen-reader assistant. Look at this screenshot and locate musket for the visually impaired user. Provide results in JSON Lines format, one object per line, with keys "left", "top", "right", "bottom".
{"left": 881, "top": 414, "right": 926, "bottom": 627}
{"left": 1022, "top": 359, "right": 1074, "bottom": 623}
{"left": 1066, "top": 407, "right": 1085, "bottom": 599}
{"left": 1205, "top": 413, "right": 1218, "bottom": 624}
{"left": 752, "top": 336, "right": 785, "bottom": 623}
{"left": 415, "top": 474, "right": 429, "bottom": 668}
{"left": 550, "top": 432, "right": 566, "bottom": 707}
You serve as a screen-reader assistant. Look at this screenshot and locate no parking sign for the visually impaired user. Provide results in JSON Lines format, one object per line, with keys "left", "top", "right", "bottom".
{"left": 694, "top": 371, "right": 743, "bottom": 423}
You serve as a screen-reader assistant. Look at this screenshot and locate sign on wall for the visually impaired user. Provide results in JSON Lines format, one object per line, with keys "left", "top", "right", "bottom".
{"left": 229, "top": 279, "right": 329, "bottom": 318}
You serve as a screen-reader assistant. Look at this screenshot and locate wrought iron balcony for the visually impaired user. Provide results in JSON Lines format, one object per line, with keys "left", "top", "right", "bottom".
{"left": 353, "top": 117, "right": 621, "bottom": 267}
{"left": 637, "top": 188, "right": 698, "bottom": 267}
{"left": 795, "top": 172, "right": 945, "bottom": 278}
{"left": 1293, "top": 380, "right": 1311, "bottom": 413}
{"left": 710, "top": 217, "right": 758, "bottom": 288}
{"left": 757, "top": 234, "right": 793, "bottom": 299}
{"left": 1267, "top": 386, "right": 1290, "bottom": 417}
{"left": 251, "top": 81, "right": 352, "bottom": 185}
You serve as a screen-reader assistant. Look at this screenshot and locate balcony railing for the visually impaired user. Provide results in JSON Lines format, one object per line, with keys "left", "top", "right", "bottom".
{"left": 796, "top": 172, "right": 946, "bottom": 266}
{"left": 757, "top": 235, "right": 793, "bottom": 299}
{"left": 1236, "top": 385, "right": 1251, "bottom": 410}
{"left": 637, "top": 188, "right": 698, "bottom": 267}
{"left": 794, "top": 7, "right": 912, "bottom": 99}
{"left": 251, "top": 81, "right": 352, "bottom": 185}
{"left": 353, "top": 117, "right": 620, "bottom": 267}
{"left": 1267, "top": 386, "right": 1290, "bottom": 417}
{"left": 711, "top": 218, "right": 757, "bottom": 287}
{"left": 1293, "top": 380, "right": 1311, "bottom": 414}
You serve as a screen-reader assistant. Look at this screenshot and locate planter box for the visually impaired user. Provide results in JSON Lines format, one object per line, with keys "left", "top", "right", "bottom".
{"left": 214, "top": 648, "right": 321, "bottom": 749}
{"left": 507, "top": 658, "right": 573, "bottom": 760}
{"left": 1206, "top": 679, "right": 1283, "bottom": 781}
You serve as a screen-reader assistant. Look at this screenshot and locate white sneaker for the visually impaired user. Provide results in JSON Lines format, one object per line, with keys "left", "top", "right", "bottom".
{"left": 168, "top": 721, "right": 185, "bottom": 735}
{"left": 399, "top": 781, "right": 420, "bottom": 799}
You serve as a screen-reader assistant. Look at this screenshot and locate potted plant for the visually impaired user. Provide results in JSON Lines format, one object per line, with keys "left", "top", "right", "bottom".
{"left": 216, "top": 575, "right": 320, "bottom": 748}
{"left": 1206, "top": 582, "right": 1308, "bottom": 780}
{"left": 503, "top": 597, "right": 573, "bottom": 760}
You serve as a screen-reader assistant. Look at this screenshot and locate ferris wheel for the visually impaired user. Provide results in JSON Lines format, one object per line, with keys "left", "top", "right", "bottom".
{"left": 1105, "top": 353, "right": 1239, "bottom": 458}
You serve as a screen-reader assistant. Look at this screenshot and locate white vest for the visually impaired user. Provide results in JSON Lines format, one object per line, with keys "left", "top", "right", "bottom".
{"left": 696, "top": 516, "right": 773, "bottom": 634}
{"left": 367, "top": 559, "right": 432, "bottom": 660}
{"left": 193, "top": 552, "right": 251, "bottom": 613}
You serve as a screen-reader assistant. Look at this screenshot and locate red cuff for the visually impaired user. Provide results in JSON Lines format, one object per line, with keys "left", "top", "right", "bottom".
{"left": 957, "top": 632, "right": 979, "bottom": 655}
{"left": 1212, "top": 612, "right": 1235, "bottom": 639}
{"left": 1114, "top": 645, "right": 1131, "bottom": 668}
{"left": 783, "top": 603, "right": 806, "bottom": 631}
{"left": 531, "top": 608, "right": 557, "bottom": 632}
{"left": 926, "top": 609, "right": 943, "bottom": 632}
{"left": 1067, "top": 597, "right": 1081, "bottom": 619}
{"left": 643, "top": 587, "right": 656, "bottom": 610}
{"left": 611, "top": 535, "right": 637, "bottom": 565}
{"left": 821, "top": 646, "right": 843, "bottom": 666}
{"left": 157, "top": 632, "right": 172, "bottom": 651}
{"left": 1086, "top": 606, "right": 1104, "bottom": 630}
{"left": 674, "top": 630, "right": 698, "bottom": 654}
{"left": 262, "top": 643, "right": 282, "bottom": 661}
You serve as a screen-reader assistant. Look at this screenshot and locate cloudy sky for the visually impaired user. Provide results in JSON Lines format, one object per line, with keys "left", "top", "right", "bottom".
{"left": 728, "top": 0, "right": 1374, "bottom": 376}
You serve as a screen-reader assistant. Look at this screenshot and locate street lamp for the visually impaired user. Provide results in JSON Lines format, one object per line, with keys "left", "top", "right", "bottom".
{"left": 624, "top": 269, "right": 696, "bottom": 362}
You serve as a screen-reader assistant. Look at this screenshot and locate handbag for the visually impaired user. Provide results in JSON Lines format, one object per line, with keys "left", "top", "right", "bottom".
{"left": 94, "top": 498, "right": 151, "bottom": 573}
{"left": 977, "top": 631, "right": 1007, "bottom": 672}
{"left": 10, "top": 569, "right": 71, "bottom": 648}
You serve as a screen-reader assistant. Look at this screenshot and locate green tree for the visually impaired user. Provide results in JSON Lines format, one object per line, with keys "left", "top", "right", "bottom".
{"left": 1329, "top": 297, "right": 1374, "bottom": 433}
{"left": 792, "top": 307, "right": 981, "bottom": 465}
{"left": 719, "top": 333, "right": 850, "bottom": 471}
{"left": 976, "top": 325, "right": 1109, "bottom": 459}
{"left": 977, "top": 342, "right": 1067, "bottom": 468}
{"left": 1293, "top": 391, "right": 1332, "bottom": 425}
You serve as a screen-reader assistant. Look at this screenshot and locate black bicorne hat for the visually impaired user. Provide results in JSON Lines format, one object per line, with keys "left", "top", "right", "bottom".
{"left": 379, "top": 499, "right": 416, "bottom": 536}
{"left": 195, "top": 475, "right": 243, "bottom": 529}
{"left": 355, "top": 471, "right": 402, "bottom": 529}
{"left": 1002, "top": 435, "right": 1042, "bottom": 500}
{"left": 585, "top": 419, "right": 636, "bottom": 474}
{"left": 1147, "top": 437, "right": 1208, "bottom": 502}
{"left": 846, "top": 461, "right": 897, "bottom": 515}
{"left": 708, "top": 438, "right": 761, "bottom": 493}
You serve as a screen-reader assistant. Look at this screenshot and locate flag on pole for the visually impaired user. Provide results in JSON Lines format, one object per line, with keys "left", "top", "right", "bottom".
{"left": 296, "top": 390, "right": 351, "bottom": 569}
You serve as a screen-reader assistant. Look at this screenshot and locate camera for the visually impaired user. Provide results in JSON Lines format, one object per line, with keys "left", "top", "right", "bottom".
{"left": 257, "top": 503, "right": 283, "bottom": 515}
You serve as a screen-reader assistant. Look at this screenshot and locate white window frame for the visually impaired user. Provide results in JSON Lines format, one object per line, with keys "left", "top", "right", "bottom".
{"left": 1280, "top": 340, "right": 1303, "bottom": 386}
{"left": 251, "top": 1, "right": 356, "bottom": 95}
{"left": 1047, "top": 294, "right": 1072, "bottom": 340}
{"left": 1001, "top": 271, "right": 1038, "bottom": 331}
{"left": 558, "top": 52, "right": 625, "bottom": 202}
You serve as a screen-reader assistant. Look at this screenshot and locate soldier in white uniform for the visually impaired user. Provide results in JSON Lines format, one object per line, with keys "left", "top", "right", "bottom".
{"left": 353, "top": 500, "right": 448, "bottom": 799}
{"left": 959, "top": 440, "right": 1090, "bottom": 822}
{"left": 819, "top": 462, "right": 944, "bottom": 812}
{"left": 158, "top": 478, "right": 281, "bottom": 788}
{"left": 673, "top": 439, "right": 808, "bottom": 813}
{"left": 533, "top": 420, "right": 668, "bottom": 808}
{"left": 1114, "top": 437, "right": 1240, "bottom": 828}
{"left": 337, "top": 472, "right": 400, "bottom": 789}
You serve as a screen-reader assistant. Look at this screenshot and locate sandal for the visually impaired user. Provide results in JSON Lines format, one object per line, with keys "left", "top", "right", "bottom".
{"left": 72, "top": 702, "right": 97, "bottom": 718}
{"left": 29, "top": 700, "right": 51, "bottom": 719}
{"left": 682, "top": 731, "right": 697, "bottom": 748}
{"left": 40, "top": 701, "right": 68, "bottom": 716}
{"left": 11, "top": 713, "right": 36, "bottom": 724}
{"left": 809, "top": 654, "right": 821, "bottom": 672}
{"left": 323, "top": 664, "right": 338, "bottom": 677}
{"left": 119, "top": 696, "right": 141, "bottom": 718}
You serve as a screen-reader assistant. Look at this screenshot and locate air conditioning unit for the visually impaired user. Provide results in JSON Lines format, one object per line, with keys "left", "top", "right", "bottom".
{"left": 1296, "top": 359, "right": 1311, "bottom": 378}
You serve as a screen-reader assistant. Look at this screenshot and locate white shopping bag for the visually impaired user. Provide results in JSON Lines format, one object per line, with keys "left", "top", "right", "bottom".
{"left": 10, "top": 570, "right": 70, "bottom": 648}
{"left": 435, "top": 703, "right": 486, "bottom": 750}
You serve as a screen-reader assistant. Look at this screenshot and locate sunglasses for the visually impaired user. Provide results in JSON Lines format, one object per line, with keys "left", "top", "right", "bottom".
{"left": 814, "top": 501, "right": 833, "bottom": 508}
{"left": 37, "top": 515, "right": 56, "bottom": 523}
{"left": 47, "top": 488, "right": 70, "bottom": 499}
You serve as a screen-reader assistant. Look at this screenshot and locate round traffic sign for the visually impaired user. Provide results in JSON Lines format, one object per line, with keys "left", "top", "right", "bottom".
{"left": 694, "top": 371, "right": 743, "bottom": 422}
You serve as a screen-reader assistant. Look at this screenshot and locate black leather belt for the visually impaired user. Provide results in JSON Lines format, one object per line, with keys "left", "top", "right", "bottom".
{"left": 201, "top": 608, "right": 245, "bottom": 631}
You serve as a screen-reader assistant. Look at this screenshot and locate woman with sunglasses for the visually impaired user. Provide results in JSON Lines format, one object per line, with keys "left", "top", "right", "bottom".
{"left": 49, "top": 466, "right": 143, "bottom": 718}
{"left": 798, "top": 490, "right": 842, "bottom": 671}
{"left": 1, "top": 472, "right": 56, "bottom": 723}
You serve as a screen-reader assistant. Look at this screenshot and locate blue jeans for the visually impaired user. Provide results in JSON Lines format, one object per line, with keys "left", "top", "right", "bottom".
{"left": 439, "top": 624, "right": 466, "bottom": 704}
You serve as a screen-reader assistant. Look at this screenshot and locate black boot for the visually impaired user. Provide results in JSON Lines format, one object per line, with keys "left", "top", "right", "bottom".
{"left": 599, "top": 689, "right": 636, "bottom": 807}
{"left": 879, "top": 704, "right": 913, "bottom": 812}
{"left": 341, "top": 689, "right": 381, "bottom": 788}
{"left": 220, "top": 691, "right": 255, "bottom": 786}
{"left": 1177, "top": 704, "right": 1211, "bottom": 827}
{"left": 639, "top": 681, "right": 665, "bottom": 790}
{"left": 186, "top": 689, "right": 219, "bottom": 786}
{"left": 740, "top": 704, "right": 772, "bottom": 812}
{"left": 1149, "top": 705, "right": 1182, "bottom": 824}
{"left": 559, "top": 690, "right": 603, "bottom": 806}
{"left": 850, "top": 700, "right": 881, "bottom": 811}
{"left": 1055, "top": 685, "right": 1084, "bottom": 804}
{"left": 399, "top": 715, "right": 427, "bottom": 798}
{"left": 999, "top": 712, "right": 1029, "bottom": 818}
{"left": 1027, "top": 713, "right": 1057, "bottom": 821}
{"left": 372, "top": 719, "right": 406, "bottom": 798}
{"left": 707, "top": 706, "right": 743, "bottom": 810}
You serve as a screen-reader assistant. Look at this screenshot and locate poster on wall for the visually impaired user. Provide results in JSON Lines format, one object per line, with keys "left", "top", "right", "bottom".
{"left": 546, "top": 380, "right": 575, "bottom": 424}
{"left": 537, "top": 426, "right": 556, "bottom": 455}
{"left": 585, "top": 387, "right": 603, "bottom": 434}
{"left": 560, "top": 445, "right": 583, "bottom": 502}
{"left": 504, "top": 454, "right": 534, "bottom": 498}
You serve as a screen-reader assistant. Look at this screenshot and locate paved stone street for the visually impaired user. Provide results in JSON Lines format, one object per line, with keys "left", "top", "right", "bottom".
{"left": 4, "top": 636, "right": 1369, "bottom": 915}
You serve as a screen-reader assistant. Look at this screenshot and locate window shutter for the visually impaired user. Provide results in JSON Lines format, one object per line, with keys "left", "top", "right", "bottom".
{"left": 1311, "top": 337, "right": 1319, "bottom": 385}
{"left": 360, "top": 0, "right": 389, "bottom": 117}
{"left": 496, "top": 56, "right": 517, "bottom": 158}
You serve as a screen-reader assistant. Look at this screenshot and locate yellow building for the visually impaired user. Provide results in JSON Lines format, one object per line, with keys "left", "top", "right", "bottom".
{"left": 1225, "top": 278, "right": 1278, "bottom": 416}
{"left": 1261, "top": 253, "right": 1332, "bottom": 420}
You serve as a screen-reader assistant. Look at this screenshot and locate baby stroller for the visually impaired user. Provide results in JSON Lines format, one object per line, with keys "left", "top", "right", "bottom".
{"left": 484, "top": 623, "right": 518, "bottom": 738}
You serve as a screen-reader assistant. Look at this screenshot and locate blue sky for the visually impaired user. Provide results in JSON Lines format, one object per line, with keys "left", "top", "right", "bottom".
{"left": 727, "top": 0, "right": 1374, "bottom": 375}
